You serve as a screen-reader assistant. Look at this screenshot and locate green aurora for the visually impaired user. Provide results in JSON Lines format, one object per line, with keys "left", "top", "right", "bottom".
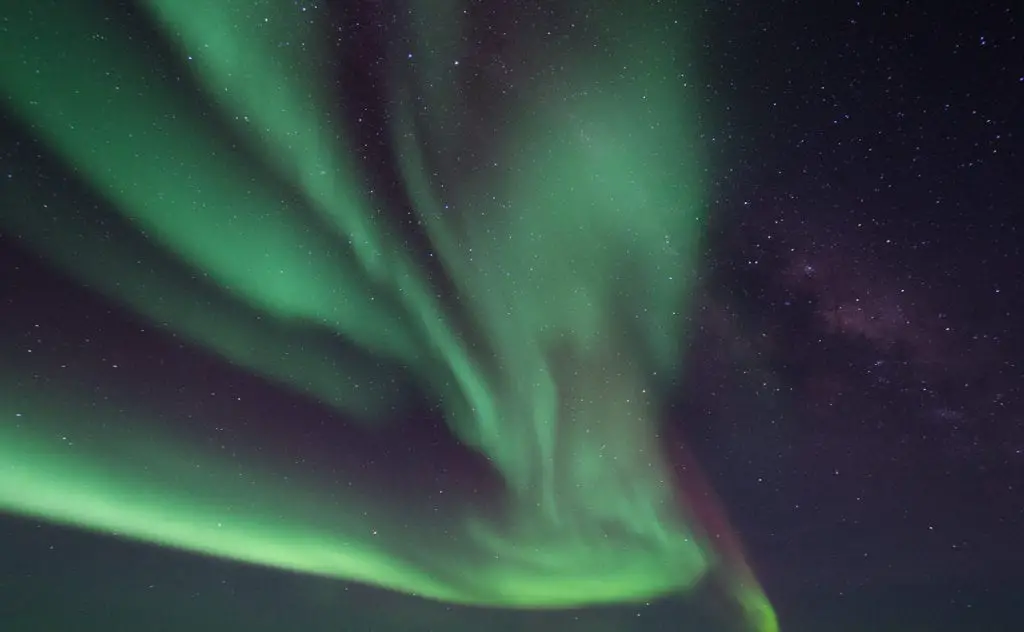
{"left": 0, "top": 1, "right": 776, "bottom": 630}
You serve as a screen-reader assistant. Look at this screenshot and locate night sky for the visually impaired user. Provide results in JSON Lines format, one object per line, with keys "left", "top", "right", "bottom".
{"left": 1, "top": 1, "right": 1021, "bottom": 631}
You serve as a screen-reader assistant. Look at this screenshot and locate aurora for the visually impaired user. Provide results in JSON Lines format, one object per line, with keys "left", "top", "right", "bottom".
{"left": 0, "top": 1, "right": 776, "bottom": 630}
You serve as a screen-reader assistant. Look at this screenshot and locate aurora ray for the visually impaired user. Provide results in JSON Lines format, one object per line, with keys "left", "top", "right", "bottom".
{"left": 0, "top": 1, "right": 777, "bottom": 629}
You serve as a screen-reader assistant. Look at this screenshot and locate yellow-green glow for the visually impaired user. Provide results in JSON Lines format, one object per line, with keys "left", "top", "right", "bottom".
{"left": 0, "top": 1, "right": 777, "bottom": 629}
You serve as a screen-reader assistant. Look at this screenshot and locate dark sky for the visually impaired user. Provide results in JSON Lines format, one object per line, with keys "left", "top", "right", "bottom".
{"left": 688, "top": 0, "right": 1023, "bottom": 625}
{"left": 2, "top": 1, "right": 1021, "bottom": 631}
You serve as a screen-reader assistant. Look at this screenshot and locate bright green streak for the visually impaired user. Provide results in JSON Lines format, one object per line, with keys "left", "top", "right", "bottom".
{"left": 0, "top": 1, "right": 776, "bottom": 629}
{"left": 0, "top": 373, "right": 452, "bottom": 601}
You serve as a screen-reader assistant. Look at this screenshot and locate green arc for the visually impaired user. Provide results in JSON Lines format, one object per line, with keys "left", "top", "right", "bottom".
{"left": 0, "top": 1, "right": 777, "bottom": 629}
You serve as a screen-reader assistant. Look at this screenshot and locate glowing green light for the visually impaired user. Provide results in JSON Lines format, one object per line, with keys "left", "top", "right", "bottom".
{"left": 0, "top": 1, "right": 776, "bottom": 628}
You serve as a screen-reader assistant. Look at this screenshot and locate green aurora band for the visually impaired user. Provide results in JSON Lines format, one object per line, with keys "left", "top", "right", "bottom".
{"left": 0, "top": 1, "right": 777, "bottom": 629}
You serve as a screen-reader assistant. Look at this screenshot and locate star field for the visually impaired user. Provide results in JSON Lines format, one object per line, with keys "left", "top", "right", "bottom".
{"left": 1, "top": 1, "right": 1021, "bottom": 631}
